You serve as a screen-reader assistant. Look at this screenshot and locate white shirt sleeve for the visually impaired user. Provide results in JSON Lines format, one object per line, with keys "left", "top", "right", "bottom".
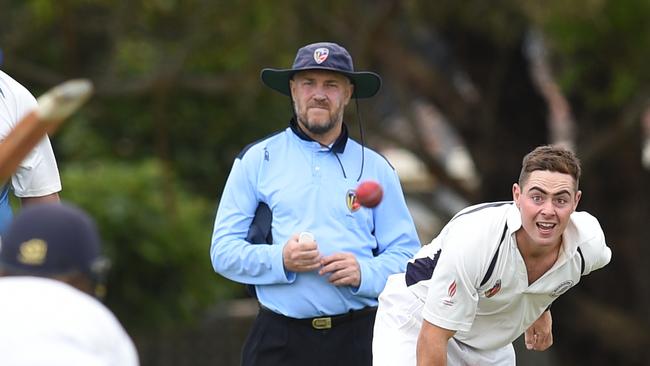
{"left": 11, "top": 135, "right": 62, "bottom": 197}
{"left": 0, "top": 70, "right": 62, "bottom": 197}
{"left": 573, "top": 212, "right": 612, "bottom": 275}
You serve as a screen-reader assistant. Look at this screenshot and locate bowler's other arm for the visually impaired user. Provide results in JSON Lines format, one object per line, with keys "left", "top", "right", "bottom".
{"left": 417, "top": 320, "right": 455, "bottom": 366}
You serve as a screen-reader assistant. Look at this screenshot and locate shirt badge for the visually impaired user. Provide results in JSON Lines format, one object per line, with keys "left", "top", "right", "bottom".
{"left": 443, "top": 280, "right": 457, "bottom": 306}
{"left": 346, "top": 189, "right": 360, "bottom": 212}
{"left": 484, "top": 279, "right": 501, "bottom": 298}
{"left": 314, "top": 48, "right": 329, "bottom": 64}
{"left": 550, "top": 280, "right": 574, "bottom": 297}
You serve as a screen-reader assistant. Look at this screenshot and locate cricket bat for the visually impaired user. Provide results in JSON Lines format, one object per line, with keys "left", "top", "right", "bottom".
{"left": 0, "top": 79, "right": 93, "bottom": 182}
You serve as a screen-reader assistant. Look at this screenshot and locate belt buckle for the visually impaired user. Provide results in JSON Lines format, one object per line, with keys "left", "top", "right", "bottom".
{"left": 311, "top": 317, "right": 332, "bottom": 330}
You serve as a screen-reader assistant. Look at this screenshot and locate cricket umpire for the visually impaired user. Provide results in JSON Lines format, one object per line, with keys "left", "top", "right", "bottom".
{"left": 211, "top": 42, "right": 421, "bottom": 366}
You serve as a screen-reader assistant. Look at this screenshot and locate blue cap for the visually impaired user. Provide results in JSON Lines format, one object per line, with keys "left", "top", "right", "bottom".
{"left": 261, "top": 42, "right": 382, "bottom": 98}
{"left": 0, "top": 203, "right": 105, "bottom": 278}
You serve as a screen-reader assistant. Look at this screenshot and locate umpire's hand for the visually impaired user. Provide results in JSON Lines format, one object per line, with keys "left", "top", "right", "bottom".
{"left": 319, "top": 252, "right": 361, "bottom": 287}
{"left": 283, "top": 233, "right": 322, "bottom": 272}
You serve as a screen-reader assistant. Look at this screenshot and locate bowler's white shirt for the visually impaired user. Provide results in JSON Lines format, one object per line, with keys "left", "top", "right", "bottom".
{"left": 410, "top": 202, "right": 611, "bottom": 350}
{"left": 0, "top": 277, "right": 139, "bottom": 366}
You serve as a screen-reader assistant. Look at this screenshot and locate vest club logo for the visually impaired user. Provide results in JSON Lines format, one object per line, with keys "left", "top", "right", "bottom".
{"left": 484, "top": 279, "right": 502, "bottom": 298}
{"left": 550, "top": 280, "right": 574, "bottom": 297}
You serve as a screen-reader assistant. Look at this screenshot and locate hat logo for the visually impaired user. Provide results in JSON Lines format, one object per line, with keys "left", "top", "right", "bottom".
{"left": 313, "top": 47, "right": 329, "bottom": 64}
{"left": 17, "top": 239, "right": 48, "bottom": 265}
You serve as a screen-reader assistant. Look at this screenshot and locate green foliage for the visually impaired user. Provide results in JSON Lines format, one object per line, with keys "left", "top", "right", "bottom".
{"left": 59, "top": 159, "right": 241, "bottom": 331}
{"left": 407, "top": 0, "right": 529, "bottom": 46}
{"left": 532, "top": 0, "right": 650, "bottom": 111}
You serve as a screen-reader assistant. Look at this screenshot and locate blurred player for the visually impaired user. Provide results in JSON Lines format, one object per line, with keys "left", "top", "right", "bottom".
{"left": 0, "top": 202, "right": 139, "bottom": 365}
{"left": 373, "top": 145, "right": 612, "bottom": 365}
{"left": 0, "top": 69, "right": 61, "bottom": 234}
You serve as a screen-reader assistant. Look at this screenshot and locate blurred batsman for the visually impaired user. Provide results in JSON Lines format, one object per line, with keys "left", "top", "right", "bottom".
{"left": 0, "top": 202, "right": 139, "bottom": 366}
{"left": 211, "top": 41, "right": 420, "bottom": 366}
{"left": 0, "top": 70, "right": 62, "bottom": 234}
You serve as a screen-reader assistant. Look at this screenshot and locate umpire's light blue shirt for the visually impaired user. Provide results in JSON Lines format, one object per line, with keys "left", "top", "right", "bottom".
{"left": 211, "top": 120, "right": 420, "bottom": 318}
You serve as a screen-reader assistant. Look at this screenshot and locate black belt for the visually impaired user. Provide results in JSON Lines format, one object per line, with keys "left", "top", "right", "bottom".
{"left": 259, "top": 305, "right": 377, "bottom": 330}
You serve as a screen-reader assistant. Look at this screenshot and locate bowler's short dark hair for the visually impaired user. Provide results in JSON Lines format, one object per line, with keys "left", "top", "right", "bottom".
{"left": 518, "top": 145, "right": 581, "bottom": 190}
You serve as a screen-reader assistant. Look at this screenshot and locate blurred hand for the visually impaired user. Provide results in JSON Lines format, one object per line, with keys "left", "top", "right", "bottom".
{"left": 319, "top": 252, "right": 360, "bottom": 287}
{"left": 525, "top": 309, "right": 553, "bottom": 351}
{"left": 282, "top": 233, "right": 321, "bottom": 272}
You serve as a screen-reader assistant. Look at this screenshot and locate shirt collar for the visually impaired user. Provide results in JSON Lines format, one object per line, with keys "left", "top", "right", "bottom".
{"left": 506, "top": 202, "right": 523, "bottom": 233}
{"left": 288, "top": 117, "right": 348, "bottom": 153}
{"left": 559, "top": 215, "right": 581, "bottom": 254}
{"left": 508, "top": 202, "right": 580, "bottom": 255}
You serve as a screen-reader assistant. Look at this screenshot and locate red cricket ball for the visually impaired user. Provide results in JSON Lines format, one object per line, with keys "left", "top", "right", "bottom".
{"left": 356, "top": 180, "right": 383, "bottom": 208}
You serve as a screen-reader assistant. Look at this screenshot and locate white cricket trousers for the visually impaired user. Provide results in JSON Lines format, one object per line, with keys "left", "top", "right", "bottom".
{"left": 372, "top": 273, "right": 515, "bottom": 366}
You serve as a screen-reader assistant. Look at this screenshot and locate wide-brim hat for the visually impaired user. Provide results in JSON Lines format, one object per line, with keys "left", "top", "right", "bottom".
{"left": 261, "top": 42, "right": 381, "bottom": 98}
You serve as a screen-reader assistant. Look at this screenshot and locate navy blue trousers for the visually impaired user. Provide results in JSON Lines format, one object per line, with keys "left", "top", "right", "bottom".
{"left": 241, "top": 306, "right": 376, "bottom": 366}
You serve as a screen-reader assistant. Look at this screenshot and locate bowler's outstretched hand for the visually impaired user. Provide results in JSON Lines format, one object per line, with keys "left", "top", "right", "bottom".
{"left": 525, "top": 310, "right": 553, "bottom": 351}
